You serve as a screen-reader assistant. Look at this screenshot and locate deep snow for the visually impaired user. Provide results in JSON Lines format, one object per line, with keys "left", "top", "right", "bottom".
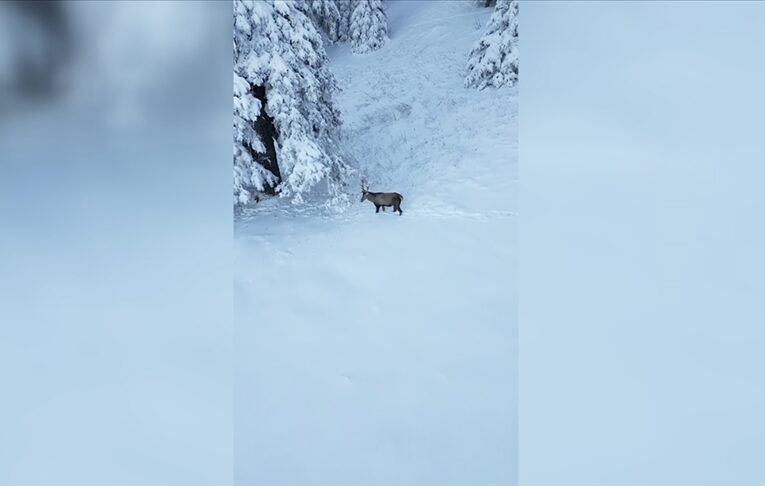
{"left": 234, "top": 1, "right": 517, "bottom": 484}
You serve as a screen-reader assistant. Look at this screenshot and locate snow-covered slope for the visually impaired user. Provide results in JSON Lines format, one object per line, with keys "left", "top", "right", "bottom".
{"left": 234, "top": 1, "right": 517, "bottom": 484}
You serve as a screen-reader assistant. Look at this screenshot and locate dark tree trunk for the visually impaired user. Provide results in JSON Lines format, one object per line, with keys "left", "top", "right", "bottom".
{"left": 252, "top": 85, "right": 281, "bottom": 195}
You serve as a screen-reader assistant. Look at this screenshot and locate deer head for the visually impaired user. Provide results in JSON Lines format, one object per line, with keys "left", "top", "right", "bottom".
{"left": 360, "top": 177, "right": 369, "bottom": 202}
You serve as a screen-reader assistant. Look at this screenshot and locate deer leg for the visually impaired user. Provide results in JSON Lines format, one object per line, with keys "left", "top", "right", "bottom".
{"left": 375, "top": 205, "right": 380, "bottom": 213}
{"left": 381, "top": 206, "right": 386, "bottom": 211}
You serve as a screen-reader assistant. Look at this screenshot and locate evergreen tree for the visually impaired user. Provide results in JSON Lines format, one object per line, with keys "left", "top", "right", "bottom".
{"left": 234, "top": 0, "right": 352, "bottom": 206}
{"left": 336, "top": 0, "right": 353, "bottom": 41}
{"left": 307, "top": 0, "right": 342, "bottom": 43}
{"left": 233, "top": 71, "right": 280, "bottom": 205}
{"left": 350, "top": 0, "right": 387, "bottom": 54}
{"left": 465, "top": 0, "right": 518, "bottom": 89}
{"left": 234, "top": 1, "right": 278, "bottom": 205}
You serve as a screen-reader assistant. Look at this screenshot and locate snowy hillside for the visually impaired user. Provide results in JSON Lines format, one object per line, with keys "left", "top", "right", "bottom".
{"left": 234, "top": 1, "right": 518, "bottom": 484}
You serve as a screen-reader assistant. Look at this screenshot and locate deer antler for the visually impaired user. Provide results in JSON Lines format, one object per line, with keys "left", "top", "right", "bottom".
{"left": 360, "top": 176, "right": 368, "bottom": 192}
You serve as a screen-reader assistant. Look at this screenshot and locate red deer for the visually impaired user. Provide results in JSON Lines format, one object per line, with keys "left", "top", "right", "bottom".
{"left": 360, "top": 179, "right": 403, "bottom": 215}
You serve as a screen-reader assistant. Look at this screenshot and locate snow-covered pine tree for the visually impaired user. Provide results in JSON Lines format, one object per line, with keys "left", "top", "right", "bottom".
{"left": 304, "top": 0, "right": 342, "bottom": 43}
{"left": 234, "top": 1, "right": 280, "bottom": 205}
{"left": 349, "top": 0, "right": 387, "bottom": 54}
{"left": 336, "top": 0, "right": 353, "bottom": 41}
{"left": 233, "top": 71, "right": 280, "bottom": 205}
{"left": 233, "top": 0, "right": 352, "bottom": 207}
{"left": 465, "top": 0, "right": 518, "bottom": 89}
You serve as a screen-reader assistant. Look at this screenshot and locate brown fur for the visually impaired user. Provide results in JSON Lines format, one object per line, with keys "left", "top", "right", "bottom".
{"left": 361, "top": 190, "right": 404, "bottom": 215}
